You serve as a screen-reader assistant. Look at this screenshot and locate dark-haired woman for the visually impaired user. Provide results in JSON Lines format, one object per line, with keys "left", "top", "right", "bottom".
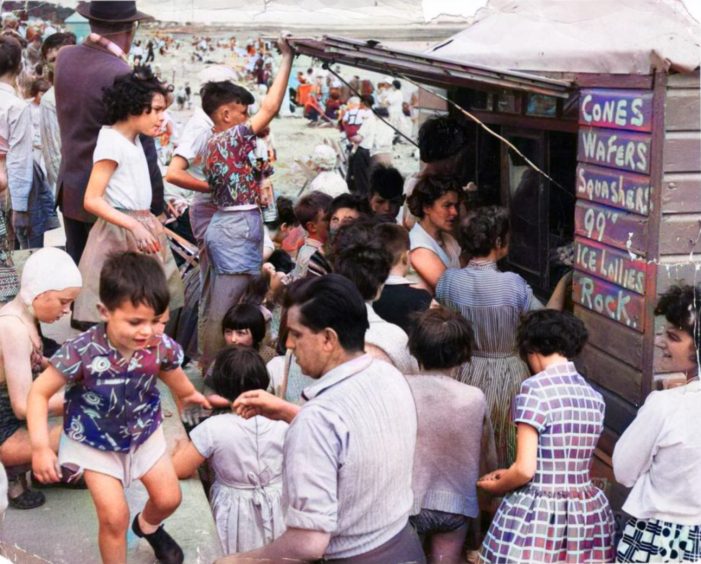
{"left": 74, "top": 67, "right": 184, "bottom": 323}
{"left": 407, "top": 176, "right": 461, "bottom": 293}
{"left": 478, "top": 310, "right": 614, "bottom": 563}
{"left": 613, "top": 285, "right": 701, "bottom": 562}
{"left": 436, "top": 206, "right": 568, "bottom": 467}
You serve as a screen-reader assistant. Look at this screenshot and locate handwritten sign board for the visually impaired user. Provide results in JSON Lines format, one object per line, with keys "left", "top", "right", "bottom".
{"left": 579, "top": 89, "right": 653, "bottom": 132}
{"left": 576, "top": 164, "right": 651, "bottom": 216}
{"left": 578, "top": 127, "right": 651, "bottom": 174}
{"left": 574, "top": 238, "right": 647, "bottom": 294}
{"left": 573, "top": 272, "right": 645, "bottom": 332}
{"left": 574, "top": 201, "right": 648, "bottom": 257}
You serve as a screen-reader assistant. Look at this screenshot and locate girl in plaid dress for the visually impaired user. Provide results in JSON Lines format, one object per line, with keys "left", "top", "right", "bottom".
{"left": 478, "top": 310, "right": 614, "bottom": 563}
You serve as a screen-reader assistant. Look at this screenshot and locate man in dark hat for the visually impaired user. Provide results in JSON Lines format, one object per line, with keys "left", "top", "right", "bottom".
{"left": 54, "top": 1, "right": 164, "bottom": 272}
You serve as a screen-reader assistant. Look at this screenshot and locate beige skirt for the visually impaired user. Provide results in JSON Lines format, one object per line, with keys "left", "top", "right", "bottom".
{"left": 74, "top": 211, "right": 185, "bottom": 323}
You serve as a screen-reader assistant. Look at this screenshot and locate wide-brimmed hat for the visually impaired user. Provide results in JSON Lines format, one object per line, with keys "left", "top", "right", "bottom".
{"left": 76, "top": 1, "right": 154, "bottom": 23}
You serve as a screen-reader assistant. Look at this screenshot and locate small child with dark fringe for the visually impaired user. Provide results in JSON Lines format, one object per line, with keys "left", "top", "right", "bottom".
{"left": 28, "top": 252, "right": 210, "bottom": 564}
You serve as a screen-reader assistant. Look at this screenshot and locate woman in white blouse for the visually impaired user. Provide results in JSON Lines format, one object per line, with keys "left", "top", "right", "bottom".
{"left": 613, "top": 284, "right": 701, "bottom": 562}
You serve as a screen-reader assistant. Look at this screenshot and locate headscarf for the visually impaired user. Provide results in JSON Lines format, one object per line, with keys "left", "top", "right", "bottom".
{"left": 19, "top": 248, "right": 82, "bottom": 305}
{"left": 311, "top": 144, "right": 338, "bottom": 171}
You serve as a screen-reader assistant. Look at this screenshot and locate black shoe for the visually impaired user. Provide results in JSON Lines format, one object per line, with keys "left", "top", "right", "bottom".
{"left": 132, "top": 513, "right": 184, "bottom": 564}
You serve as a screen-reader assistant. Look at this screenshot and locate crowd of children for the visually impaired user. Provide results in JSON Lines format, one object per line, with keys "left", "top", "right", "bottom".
{"left": 0, "top": 13, "right": 698, "bottom": 564}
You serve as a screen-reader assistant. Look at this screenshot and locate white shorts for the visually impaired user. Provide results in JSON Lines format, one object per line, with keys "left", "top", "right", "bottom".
{"left": 58, "top": 426, "right": 167, "bottom": 488}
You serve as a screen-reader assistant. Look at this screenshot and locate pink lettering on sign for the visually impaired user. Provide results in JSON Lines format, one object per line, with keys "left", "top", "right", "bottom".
{"left": 574, "top": 238, "right": 647, "bottom": 294}
{"left": 578, "top": 127, "right": 651, "bottom": 174}
{"left": 574, "top": 201, "right": 648, "bottom": 257}
{"left": 573, "top": 272, "right": 645, "bottom": 332}
{"left": 576, "top": 164, "right": 650, "bottom": 216}
{"left": 579, "top": 89, "right": 653, "bottom": 132}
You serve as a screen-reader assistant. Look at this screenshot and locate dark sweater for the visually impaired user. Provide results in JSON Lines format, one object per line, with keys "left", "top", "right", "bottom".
{"left": 374, "top": 283, "right": 432, "bottom": 334}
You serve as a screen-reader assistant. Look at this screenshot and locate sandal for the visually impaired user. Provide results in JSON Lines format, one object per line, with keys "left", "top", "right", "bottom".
{"left": 8, "top": 488, "right": 45, "bottom": 510}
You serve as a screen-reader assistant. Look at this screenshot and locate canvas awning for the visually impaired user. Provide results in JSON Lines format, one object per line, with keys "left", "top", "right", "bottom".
{"left": 288, "top": 35, "right": 573, "bottom": 98}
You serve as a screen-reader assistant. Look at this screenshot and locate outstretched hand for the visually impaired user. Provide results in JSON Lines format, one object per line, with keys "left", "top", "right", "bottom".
{"left": 180, "top": 390, "right": 212, "bottom": 410}
{"left": 233, "top": 389, "right": 299, "bottom": 423}
{"left": 277, "top": 33, "right": 293, "bottom": 57}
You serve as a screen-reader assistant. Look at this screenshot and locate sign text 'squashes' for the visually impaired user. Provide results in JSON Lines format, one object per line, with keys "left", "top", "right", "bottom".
{"left": 576, "top": 164, "right": 650, "bottom": 216}
{"left": 578, "top": 127, "right": 651, "bottom": 174}
{"left": 574, "top": 238, "right": 646, "bottom": 294}
{"left": 574, "top": 201, "right": 648, "bottom": 257}
{"left": 578, "top": 89, "right": 653, "bottom": 132}
{"left": 573, "top": 272, "right": 645, "bottom": 332}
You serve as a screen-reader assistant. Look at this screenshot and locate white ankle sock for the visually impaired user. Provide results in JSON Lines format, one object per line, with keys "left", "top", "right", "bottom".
{"left": 138, "top": 512, "right": 160, "bottom": 535}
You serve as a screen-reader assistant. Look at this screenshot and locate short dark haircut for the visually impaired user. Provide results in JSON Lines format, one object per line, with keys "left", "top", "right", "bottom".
{"left": 459, "top": 205, "right": 510, "bottom": 260}
{"left": 41, "top": 32, "right": 76, "bottom": 60}
{"left": 294, "top": 191, "right": 333, "bottom": 227}
{"left": 374, "top": 222, "right": 409, "bottom": 267}
{"left": 655, "top": 284, "right": 701, "bottom": 351}
{"left": 327, "top": 193, "right": 371, "bottom": 222}
{"left": 517, "top": 310, "right": 588, "bottom": 360}
{"left": 102, "top": 66, "right": 168, "bottom": 124}
{"left": 200, "top": 80, "right": 255, "bottom": 117}
{"left": 285, "top": 274, "right": 368, "bottom": 352}
{"left": 267, "top": 249, "right": 295, "bottom": 274}
{"left": 333, "top": 222, "right": 392, "bottom": 301}
{"left": 266, "top": 195, "right": 297, "bottom": 230}
{"left": 409, "top": 307, "right": 474, "bottom": 370}
{"left": 418, "top": 115, "right": 469, "bottom": 163}
{"left": 0, "top": 36, "right": 22, "bottom": 76}
{"left": 370, "top": 165, "right": 404, "bottom": 200}
{"left": 392, "top": 79, "right": 401, "bottom": 90}
{"left": 361, "top": 94, "right": 374, "bottom": 107}
{"left": 29, "top": 77, "right": 50, "bottom": 97}
{"left": 99, "top": 252, "right": 170, "bottom": 314}
{"left": 222, "top": 303, "right": 266, "bottom": 349}
{"left": 210, "top": 346, "right": 269, "bottom": 402}
{"left": 407, "top": 175, "right": 462, "bottom": 219}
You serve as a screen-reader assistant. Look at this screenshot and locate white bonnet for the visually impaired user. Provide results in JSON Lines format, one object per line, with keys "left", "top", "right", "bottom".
{"left": 198, "top": 65, "right": 238, "bottom": 87}
{"left": 311, "top": 144, "right": 338, "bottom": 171}
{"left": 19, "top": 247, "right": 82, "bottom": 305}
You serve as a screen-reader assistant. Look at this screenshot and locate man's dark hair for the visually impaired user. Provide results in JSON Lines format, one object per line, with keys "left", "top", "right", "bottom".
{"left": 517, "top": 310, "right": 588, "bottom": 360}
{"left": 266, "top": 195, "right": 297, "bottom": 230}
{"left": 102, "top": 66, "right": 168, "bottom": 124}
{"left": 327, "top": 193, "right": 371, "bottom": 222}
{"left": 361, "top": 94, "right": 374, "bottom": 108}
{"left": 407, "top": 175, "right": 462, "bottom": 219}
{"left": 459, "top": 205, "right": 510, "bottom": 261}
{"left": 41, "top": 32, "right": 76, "bottom": 60}
{"left": 655, "top": 284, "right": 701, "bottom": 351}
{"left": 267, "top": 249, "right": 295, "bottom": 274}
{"left": 392, "top": 79, "right": 401, "bottom": 90}
{"left": 418, "top": 115, "right": 469, "bottom": 163}
{"left": 409, "top": 307, "right": 474, "bottom": 370}
{"left": 29, "top": 77, "right": 50, "bottom": 97}
{"left": 200, "top": 80, "right": 255, "bottom": 117}
{"left": 0, "top": 36, "right": 22, "bottom": 76}
{"left": 99, "top": 252, "right": 169, "bottom": 314}
{"left": 333, "top": 221, "right": 392, "bottom": 301}
{"left": 375, "top": 222, "right": 409, "bottom": 267}
{"left": 285, "top": 274, "right": 368, "bottom": 352}
{"left": 370, "top": 165, "right": 404, "bottom": 201}
{"left": 294, "top": 191, "right": 333, "bottom": 228}
{"left": 210, "top": 346, "right": 269, "bottom": 402}
{"left": 222, "top": 303, "right": 266, "bottom": 350}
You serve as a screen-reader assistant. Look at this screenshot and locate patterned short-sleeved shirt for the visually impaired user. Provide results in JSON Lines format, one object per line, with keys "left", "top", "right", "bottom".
{"left": 205, "top": 123, "right": 271, "bottom": 209}
{"left": 51, "top": 324, "right": 183, "bottom": 452}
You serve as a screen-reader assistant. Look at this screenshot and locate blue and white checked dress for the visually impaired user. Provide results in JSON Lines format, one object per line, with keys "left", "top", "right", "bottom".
{"left": 481, "top": 362, "right": 615, "bottom": 563}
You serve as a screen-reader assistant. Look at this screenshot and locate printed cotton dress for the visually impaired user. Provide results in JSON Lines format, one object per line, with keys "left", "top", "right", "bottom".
{"left": 480, "top": 362, "right": 615, "bottom": 563}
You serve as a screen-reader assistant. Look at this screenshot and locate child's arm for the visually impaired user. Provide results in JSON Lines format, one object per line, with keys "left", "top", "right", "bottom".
{"left": 233, "top": 389, "right": 300, "bottom": 423}
{"left": 83, "top": 159, "right": 160, "bottom": 253}
{"left": 250, "top": 37, "right": 294, "bottom": 135}
{"left": 27, "top": 366, "right": 68, "bottom": 483}
{"left": 165, "top": 155, "right": 211, "bottom": 193}
{"left": 477, "top": 423, "right": 538, "bottom": 496}
{"left": 160, "top": 367, "right": 211, "bottom": 409}
{"left": 171, "top": 439, "right": 206, "bottom": 479}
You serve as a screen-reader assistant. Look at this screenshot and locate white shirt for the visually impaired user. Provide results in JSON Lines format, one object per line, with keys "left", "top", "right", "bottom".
{"left": 39, "top": 87, "right": 61, "bottom": 189}
{"left": 365, "top": 303, "right": 418, "bottom": 374}
{"left": 308, "top": 170, "right": 348, "bottom": 198}
{"left": 93, "top": 127, "right": 151, "bottom": 211}
{"left": 0, "top": 82, "right": 33, "bottom": 211}
{"left": 357, "top": 114, "right": 394, "bottom": 157}
{"left": 174, "top": 108, "right": 213, "bottom": 203}
{"left": 612, "top": 380, "right": 701, "bottom": 525}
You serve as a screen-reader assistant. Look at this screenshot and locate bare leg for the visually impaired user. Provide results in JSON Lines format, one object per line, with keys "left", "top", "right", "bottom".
{"left": 139, "top": 454, "right": 182, "bottom": 526}
{"left": 83, "top": 470, "right": 129, "bottom": 564}
{"left": 428, "top": 523, "right": 469, "bottom": 564}
{"left": 0, "top": 425, "right": 61, "bottom": 466}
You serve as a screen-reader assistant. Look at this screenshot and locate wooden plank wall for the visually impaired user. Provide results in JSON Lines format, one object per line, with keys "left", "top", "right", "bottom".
{"left": 655, "top": 70, "right": 701, "bottom": 383}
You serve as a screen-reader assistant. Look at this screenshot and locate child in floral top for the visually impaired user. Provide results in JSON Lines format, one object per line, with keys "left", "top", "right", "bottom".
{"left": 28, "top": 253, "right": 210, "bottom": 564}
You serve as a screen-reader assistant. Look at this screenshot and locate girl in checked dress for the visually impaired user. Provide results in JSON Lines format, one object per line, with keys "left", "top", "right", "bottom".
{"left": 478, "top": 310, "right": 614, "bottom": 563}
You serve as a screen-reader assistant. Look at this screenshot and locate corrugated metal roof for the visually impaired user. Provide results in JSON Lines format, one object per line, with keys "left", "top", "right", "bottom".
{"left": 288, "top": 35, "right": 573, "bottom": 98}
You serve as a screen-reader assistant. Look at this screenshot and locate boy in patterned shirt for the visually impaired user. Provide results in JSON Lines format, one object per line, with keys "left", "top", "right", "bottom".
{"left": 27, "top": 252, "right": 210, "bottom": 564}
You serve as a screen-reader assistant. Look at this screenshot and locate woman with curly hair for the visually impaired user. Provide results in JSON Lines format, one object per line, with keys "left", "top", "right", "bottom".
{"left": 406, "top": 175, "right": 461, "bottom": 293}
{"left": 436, "top": 205, "right": 568, "bottom": 467}
{"left": 73, "top": 66, "right": 183, "bottom": 323}
{"left": 613, "top": 284, "right": 701, "bottom": 562}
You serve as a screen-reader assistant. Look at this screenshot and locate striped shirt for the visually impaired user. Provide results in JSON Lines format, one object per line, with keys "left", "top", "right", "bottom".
{"left": 284, "top": 354, "right": 417, "bottom": 559}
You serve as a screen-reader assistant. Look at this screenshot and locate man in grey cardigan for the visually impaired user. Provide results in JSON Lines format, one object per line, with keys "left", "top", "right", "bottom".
{"left": 54, "top": 1, "right": 162, "bottom": 266}
{"left": 226, "top": 275, "right": 425, "bottom": 563}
